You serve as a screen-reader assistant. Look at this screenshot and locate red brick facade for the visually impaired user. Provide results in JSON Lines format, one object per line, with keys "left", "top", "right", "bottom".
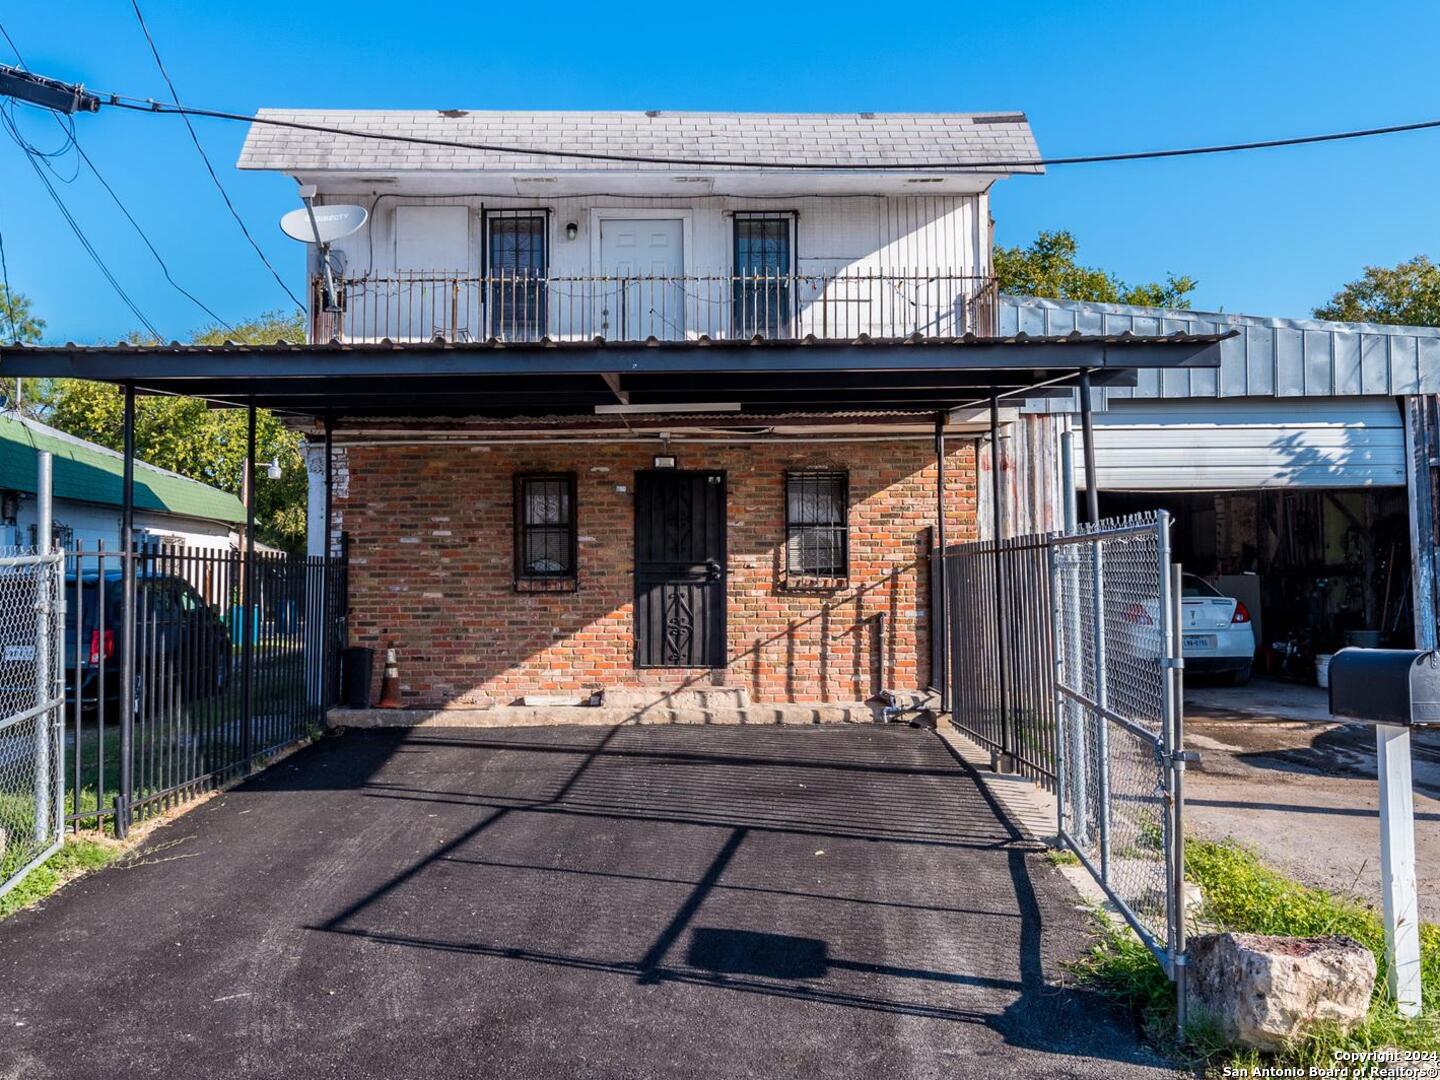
{"left": 336, "top": 436, "right": 977, "bottom": 706}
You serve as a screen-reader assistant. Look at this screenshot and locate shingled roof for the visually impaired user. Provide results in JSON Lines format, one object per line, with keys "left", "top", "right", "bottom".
{"left": 237, "top": 110, "right": 1042, "bottom": 174}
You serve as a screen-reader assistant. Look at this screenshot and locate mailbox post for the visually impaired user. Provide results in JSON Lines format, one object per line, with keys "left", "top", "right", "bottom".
{"left": 1328, "top": 648, "right": 1433, "bottom": 1018}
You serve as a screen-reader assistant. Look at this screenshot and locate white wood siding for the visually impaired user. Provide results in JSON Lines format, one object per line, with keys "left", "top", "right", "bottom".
{"left": 1077, "top": 398, "right": 1406, "bottom": 490}
{"left": 324, "top": 194, "right": 985, "bottom": 282}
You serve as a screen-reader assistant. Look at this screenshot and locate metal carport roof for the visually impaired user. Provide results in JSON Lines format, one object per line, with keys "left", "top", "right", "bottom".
{"left": 0, "top": 333, "right": 1229, "bottom": 420}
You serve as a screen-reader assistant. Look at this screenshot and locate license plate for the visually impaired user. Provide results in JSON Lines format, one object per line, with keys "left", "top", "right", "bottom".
{"left": 1183, "top": 635, "right": 1214, "bottom": 651}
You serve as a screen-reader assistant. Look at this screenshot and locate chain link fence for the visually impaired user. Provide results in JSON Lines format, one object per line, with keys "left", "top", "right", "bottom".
{"left": 944, "top": 511, "right": 1188, "bottom": 999}
{"left": 0, "top": 546, "right": 65, "bottom": 900}
{"left": 1051, "top": 513, "right": 1185, "bottom": 980}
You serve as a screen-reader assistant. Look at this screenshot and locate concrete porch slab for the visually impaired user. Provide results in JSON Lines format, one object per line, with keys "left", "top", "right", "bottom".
{"left": 330, "top": 701, "right": 893, "bottom": 728}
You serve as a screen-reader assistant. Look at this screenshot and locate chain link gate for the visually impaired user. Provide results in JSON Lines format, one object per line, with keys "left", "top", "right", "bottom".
{"left": 1049, "top": 512, "right": 1191, "bottom": 1022}
{"left": 0, "top": 454, "right": 65, "bottom": 900}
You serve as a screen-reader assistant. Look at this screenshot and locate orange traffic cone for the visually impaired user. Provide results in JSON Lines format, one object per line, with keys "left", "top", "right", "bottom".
{"left": 376, "top": 643, "right": 403, "bottom": 708}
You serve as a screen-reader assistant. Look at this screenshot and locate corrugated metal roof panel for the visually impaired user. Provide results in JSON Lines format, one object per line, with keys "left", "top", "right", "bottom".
{"left": 1000, "top": 294, "right": 1440, "bottom": 401}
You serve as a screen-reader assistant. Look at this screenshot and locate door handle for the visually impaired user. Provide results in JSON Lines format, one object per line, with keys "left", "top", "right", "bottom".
{"left": 705, "top": 560, "right": 724, "bottom": 582}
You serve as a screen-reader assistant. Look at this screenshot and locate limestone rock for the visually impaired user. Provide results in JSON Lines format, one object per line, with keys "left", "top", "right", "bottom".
{"left": 1188, "top": 932, "right": 1376, "bottom": 1050}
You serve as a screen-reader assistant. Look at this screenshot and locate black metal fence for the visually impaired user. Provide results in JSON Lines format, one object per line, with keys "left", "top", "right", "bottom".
{"left": 63, "top": 541, "right": 346, "bottom": 837}
{"left": 941, "top": 532, "right": 1058, "bottom": 789}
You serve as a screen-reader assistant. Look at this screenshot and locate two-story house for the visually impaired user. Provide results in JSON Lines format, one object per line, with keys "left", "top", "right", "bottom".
{"left": 5, "top": 110, "right": 1224, "bottom": 721}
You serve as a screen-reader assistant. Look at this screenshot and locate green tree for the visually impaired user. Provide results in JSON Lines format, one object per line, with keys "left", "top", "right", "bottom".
{"left": 38, "top": 310, "right": 310, "bottom": 551}
{"left": 1313, "top": 256, "right": 1440, "bottom": 326}
{"left": 0, "top": 285, "right": 44, "bottom": 343}
{"left": 994, "top": 229, "right": 1198, "bottom": 309}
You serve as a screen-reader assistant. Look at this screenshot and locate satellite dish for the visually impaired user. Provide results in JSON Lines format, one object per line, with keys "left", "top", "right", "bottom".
{"left": 279, "top": 204, "right": 368, "bottom": 244}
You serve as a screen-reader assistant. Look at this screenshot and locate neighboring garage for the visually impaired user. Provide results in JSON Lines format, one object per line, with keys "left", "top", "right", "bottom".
{"left": 1093, "top": 397, "right": 1413, "bottom": 672}
{"left": 1000, "top": 296, "right": 1440, "bottom": 680}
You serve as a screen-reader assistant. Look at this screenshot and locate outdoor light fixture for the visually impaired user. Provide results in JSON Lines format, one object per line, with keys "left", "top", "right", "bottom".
{"left": 653, "top": 455, "right": 678, "bottom": 470}
{"left": 267, "top": 457, "right": 283, "bottom": 480}
{"left": 565, "top": 222, "right": 578, "bottom": 240}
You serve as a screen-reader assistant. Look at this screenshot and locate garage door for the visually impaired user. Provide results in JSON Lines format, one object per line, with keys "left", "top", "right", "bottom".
{"left": 1079, "top": 397, "right": 1406, "bottom": 490}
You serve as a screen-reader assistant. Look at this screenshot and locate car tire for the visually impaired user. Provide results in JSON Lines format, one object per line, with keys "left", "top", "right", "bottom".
{"left": 1226, "top": 661, "right": 1253, "bottom": 687}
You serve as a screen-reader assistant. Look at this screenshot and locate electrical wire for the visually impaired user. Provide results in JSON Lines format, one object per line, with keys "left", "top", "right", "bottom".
{"left": 127, "top": 0, "right": 303, "bottom": 312}
{"left": 1, "top": 17, "right": 227, "bottom": 333}
{"left": 2, "top": 109, "right": 162, "bottom": 338}
{"left": 0, "top": 211, "right": 18, "bottom": 345}
{"left": 71, "top": 137, "right": 232, "bottom": 329}
{"left": 108, "top": 97, "right": 1440, "bottom": 172}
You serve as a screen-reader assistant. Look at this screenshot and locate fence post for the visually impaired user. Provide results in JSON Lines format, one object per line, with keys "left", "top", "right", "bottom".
{"left": 1090, "top": 528, "right": 1111, "bottom": 882}
{"left": 31, "top": 452, "right": 53, "bottom": 845}
{"left": 1049, "top": 540, "right": 1068, "bottom": 841}
{"left": 990, "top": 393, "right": 1013, "bottom": 770}
{"left": 1168, "top": 554, "right": 1191, "bottom": 1034}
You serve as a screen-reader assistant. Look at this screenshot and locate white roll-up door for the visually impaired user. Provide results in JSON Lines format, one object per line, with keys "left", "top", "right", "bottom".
{"left": 1079, "top": 397, "right": 1405, "bottom": 490}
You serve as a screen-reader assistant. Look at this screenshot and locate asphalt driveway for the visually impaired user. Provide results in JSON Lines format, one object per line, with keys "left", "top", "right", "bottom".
{"left": 0, "top": 725, "right": 1174, "bottom": 1079}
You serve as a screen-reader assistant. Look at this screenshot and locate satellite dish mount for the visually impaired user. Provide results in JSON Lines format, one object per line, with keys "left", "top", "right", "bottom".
{"left": 280, "top": 191, "right": 368, "bottom": 314}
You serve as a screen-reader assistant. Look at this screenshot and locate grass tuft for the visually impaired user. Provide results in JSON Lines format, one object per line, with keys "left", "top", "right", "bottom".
{"left": 0, "top": 835, "right": 118, "bottom": 920}
{"left": 1070, "top": 838, "right": 1440, "bottom": 1065}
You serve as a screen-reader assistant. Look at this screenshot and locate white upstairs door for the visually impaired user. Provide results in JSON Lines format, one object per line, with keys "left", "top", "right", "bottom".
{"left": 598, "top": 218, "right": 685, "bottom": 340}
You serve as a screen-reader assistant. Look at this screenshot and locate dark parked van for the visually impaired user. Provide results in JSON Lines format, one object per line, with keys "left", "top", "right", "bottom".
{"left": 64, "top": 570, "right": 232, "bottom": 717}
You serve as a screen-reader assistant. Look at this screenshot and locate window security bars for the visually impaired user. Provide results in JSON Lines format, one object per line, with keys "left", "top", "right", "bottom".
{"left": 514, "top": 473, "right": 577, "bottom": 588}
{"left": 785, "top": 472, "right": 848, "bottom": 578}
{"left": 311, "top": 269, "right": 998, "bottom": 344}
{"left": 487, "top": 215, "right": 547, "bottom": 341}
{"left": 733, "top": 216, "right": 794, "bottom": 339}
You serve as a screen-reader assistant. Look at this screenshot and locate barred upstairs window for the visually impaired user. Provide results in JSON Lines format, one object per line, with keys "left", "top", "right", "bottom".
{"left": 514, "top": 473, "right": 577, "bottom": 584}
{"left": 785, "top": 471, "right": 848, "bottom": 578}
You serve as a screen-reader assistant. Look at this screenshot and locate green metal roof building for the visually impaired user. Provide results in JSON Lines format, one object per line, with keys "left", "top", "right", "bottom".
{"left": 0, "top": 412, "right": 245, "bottom": 547}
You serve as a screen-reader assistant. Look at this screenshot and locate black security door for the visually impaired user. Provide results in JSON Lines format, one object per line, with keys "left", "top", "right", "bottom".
{"left": 634, "top": 471, "right": 726, "bottom": 668}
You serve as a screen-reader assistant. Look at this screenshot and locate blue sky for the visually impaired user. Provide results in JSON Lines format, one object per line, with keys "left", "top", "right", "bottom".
{"left": 2, "top": 0, "right": 1438, "bottom": 343}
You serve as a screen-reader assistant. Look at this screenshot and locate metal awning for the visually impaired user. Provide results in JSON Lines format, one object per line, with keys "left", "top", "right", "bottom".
{"left": 0, "top": 333, "right": 1230, "bottom": 420}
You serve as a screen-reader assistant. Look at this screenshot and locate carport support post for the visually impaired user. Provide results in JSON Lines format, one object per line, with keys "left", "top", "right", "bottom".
{"left": 319, "top": 413, "right": 334, "bottom": 713}
{"left": 117, "top": 384, "right": 135, "bottom": 838}
{"left": 240, "top": 398, "right": 256, "bottom": 769}
{"left": 933, "top": 412, "right": 948, "bottom": 704}
{"left": 990, "top": 392, "right": 1013, "bottom": 771}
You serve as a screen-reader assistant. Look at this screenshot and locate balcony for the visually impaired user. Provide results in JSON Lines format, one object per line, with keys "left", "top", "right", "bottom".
{"left": 310, "top": 270, "right": 998, "bottom": 344}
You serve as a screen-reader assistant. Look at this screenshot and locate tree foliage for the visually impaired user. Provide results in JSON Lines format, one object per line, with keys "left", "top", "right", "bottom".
{"left": 0, "top": 286, "right": 44, "bottom": 344}
{"left": 35, "top": 310, "right": 310, "bottom": 552}
{"left": 1313, "top": 256, "right": 1440, "bottom": 327}
{"left": 994, "top": 230, "right": 1198, "bottom": 309}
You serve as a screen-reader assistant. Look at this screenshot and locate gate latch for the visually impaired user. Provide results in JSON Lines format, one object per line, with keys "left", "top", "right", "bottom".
{"left": 1163, "top": 748, "right": 1202, "bottom": 770}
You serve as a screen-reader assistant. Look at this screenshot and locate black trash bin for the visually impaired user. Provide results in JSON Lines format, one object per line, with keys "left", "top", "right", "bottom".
{"left": 341, "top": 646, "right": 374, "bottom": 709}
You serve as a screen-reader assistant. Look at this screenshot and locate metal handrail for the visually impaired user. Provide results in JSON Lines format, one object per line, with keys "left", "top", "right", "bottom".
{"left": 311, "top": 269, "right": 998, "bottom": 344}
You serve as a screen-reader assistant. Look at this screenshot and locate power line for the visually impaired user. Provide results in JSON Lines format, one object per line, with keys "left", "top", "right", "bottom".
{"left": 2, "top": 109, "right": 162, "bottom": 338}
{"left": 0, "top": 211, "right": 18, "bottom": 345}
{"left": 108, "top": 98, "right": 1440, "bottom": 172}
{"left": 126, "top": 1, "right": 303, "bottom": 312}
{"left": 0, "top": 19, "right": 227, "bottom": 332}
{"left": 72, "top": 138, "right": 232, "bottom": 329}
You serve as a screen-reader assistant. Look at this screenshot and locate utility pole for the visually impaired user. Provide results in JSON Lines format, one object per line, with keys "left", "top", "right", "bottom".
{"left": 0, "top": 65, "right": 101, "bottom": 113}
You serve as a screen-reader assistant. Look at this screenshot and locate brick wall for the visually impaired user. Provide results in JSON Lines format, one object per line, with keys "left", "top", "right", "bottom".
{"left": 335, "top": 437, "right": 977, "bottom": 706}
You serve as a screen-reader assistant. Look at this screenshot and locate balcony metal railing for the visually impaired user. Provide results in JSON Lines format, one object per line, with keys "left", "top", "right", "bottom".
{"left": 310, "top": 270, "right": 998, "bottom": 344}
